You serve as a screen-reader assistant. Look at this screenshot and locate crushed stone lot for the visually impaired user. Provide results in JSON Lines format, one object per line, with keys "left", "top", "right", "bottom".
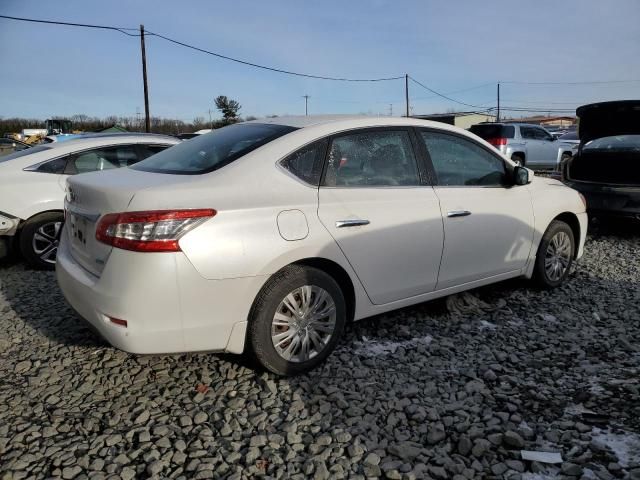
{"left": 0, "top": 225, "right": 639, "bottom": 480}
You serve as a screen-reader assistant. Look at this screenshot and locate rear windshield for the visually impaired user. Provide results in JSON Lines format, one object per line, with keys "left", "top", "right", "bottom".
{"left": 0, "top": 144, "right": 49, "bottom": 163}
{"left": 569, "top": 135, "right": 640, "bottom": 184}
{"left": 132, "top": 123, "right": 297, "bottom": 175}
{"left": 583, "top": 135, "right": 640, "bottom": 152}
{"left": 469, "top": 124, "right": 515, "bottom": 140}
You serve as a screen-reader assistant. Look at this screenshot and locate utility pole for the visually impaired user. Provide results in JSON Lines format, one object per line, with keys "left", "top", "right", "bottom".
{"left": 496, "top": 82, "right": 500, "bottom": 122}
{"left": 208, "top": 109, "right": 213, "bottom": 129}
{"left": 140, "top": 25, "right": 150, "bottom": 133}
{"left": 135, "top": 107, "right": 141, "bottom": 128}
{"left": 389, "top": 104, "right": 393, "bottom": 116}
{"left": 302, "top": 95, "right": 310, "bottom": 116}
{"left": 405, "top": 74, "right": 409, "bottom": 117}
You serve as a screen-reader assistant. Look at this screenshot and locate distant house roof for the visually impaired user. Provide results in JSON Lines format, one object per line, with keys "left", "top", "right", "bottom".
{"left": 504, "top": 115, "right": 575, "bottom": 124}
{"left": 412, "top": 111, "right": 495, "bottom": 119}
{"left": 97, "top": 124, "right": 128, "bottom": 133}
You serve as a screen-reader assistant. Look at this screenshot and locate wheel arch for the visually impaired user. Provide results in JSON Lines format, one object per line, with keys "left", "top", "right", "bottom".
{"left": 511, "top": 152, "right": 526, "bottom": 162}
{"left": 552, "top": 212, "right": 580, "bottom": 258}
{"left": 17, "top": 209, "right": 65, "bottom": 236}
{"left": 291, "top": 257, "right": 356, "bottom": 323}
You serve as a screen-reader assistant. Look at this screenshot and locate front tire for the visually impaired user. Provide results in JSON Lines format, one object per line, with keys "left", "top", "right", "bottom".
{"left": 533, "top": 220, "right": 575, "bottom": 288}
{"left": 19, "top": 212, "right": 64, "bottom": 270}
{"left": 247, "top": 265, "right": 346, "bottom": 376}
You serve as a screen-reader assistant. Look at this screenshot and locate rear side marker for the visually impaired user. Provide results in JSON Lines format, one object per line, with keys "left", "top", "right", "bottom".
{"left": 108, "top": 317, "right": 128, "bottom": 328}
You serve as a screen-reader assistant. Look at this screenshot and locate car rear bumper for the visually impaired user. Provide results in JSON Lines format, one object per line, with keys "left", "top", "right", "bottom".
{"left": 566, "top": 181, "right": 640, "bottom": 218}
{"left": 56, "top": 233, "right": 267, "bottom": 355}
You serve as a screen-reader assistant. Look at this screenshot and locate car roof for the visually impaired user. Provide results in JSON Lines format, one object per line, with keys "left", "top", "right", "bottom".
{"left": 0, "top": 133, "right": 180, "bottom": 169}
{"left": 43, "top": 133, "right": 179, "bottom": 150}
{"left": 60, "top": 132, "right": 178, "bottom": 141}
{"left": 245, "top": 115, "right": 485, "bottom": 136}
{"left": 474, "top": 122, "right": 544, "bottom": 128}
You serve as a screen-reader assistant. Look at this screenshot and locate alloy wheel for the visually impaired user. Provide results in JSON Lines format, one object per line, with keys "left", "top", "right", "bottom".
{"left": 544, "top": 231, "right": 572, "bottom": 281}
{"left": 271, "top": 285, "right": 337, "bottom": 363}
{"left": 31, "top": 221, "right": 62, "bottom": 265}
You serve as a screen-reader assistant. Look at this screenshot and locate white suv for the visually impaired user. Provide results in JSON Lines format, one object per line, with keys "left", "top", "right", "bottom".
{"left": 470, "top": 123, "right": 574, "bottom": 170}
{"left": 0, "top": 133, "right": 179, "bottom": 268}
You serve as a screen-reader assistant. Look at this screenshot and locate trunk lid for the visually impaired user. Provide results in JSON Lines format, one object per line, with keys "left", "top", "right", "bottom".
{"left": 576, "top": 100, "right": 640, "bottom": 144}
{"left": 65, "top": 168, "right": 189, "bottom": 276}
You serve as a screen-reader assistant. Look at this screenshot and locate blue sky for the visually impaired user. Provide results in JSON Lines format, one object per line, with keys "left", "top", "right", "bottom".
{"left": 1, "top": 0, "right": 639, "bottom": 121}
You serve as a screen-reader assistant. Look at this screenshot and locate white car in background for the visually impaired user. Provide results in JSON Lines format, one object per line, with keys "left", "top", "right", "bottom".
{"left": 0, "top": 133, "right": 179, "bottom": 268}
{"left": 56, "top": 116, "right": 588, "bottom": 375}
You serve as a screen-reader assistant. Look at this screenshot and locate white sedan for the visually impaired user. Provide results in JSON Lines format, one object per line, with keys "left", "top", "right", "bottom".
{"left": 56, "top": 116, "right": 587, "bottom": 375}
{"left": 0, "top": 133, "right": 179, "bottom": 268}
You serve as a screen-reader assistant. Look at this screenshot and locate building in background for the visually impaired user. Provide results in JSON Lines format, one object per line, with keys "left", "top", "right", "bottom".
{"left": 412, "top": 112, "right": 497, "bottom": 130}
{"left": 504, "top": 116, "right": 576, "bottom": 127}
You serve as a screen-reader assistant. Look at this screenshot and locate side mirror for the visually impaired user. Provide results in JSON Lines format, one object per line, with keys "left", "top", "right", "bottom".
{"left": 513, "top": 165, "right": 530, "bottom": 185}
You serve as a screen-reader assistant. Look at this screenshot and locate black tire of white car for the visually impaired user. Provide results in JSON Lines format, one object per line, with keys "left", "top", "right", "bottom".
{"left": 19, "top": 212, "right": 64, "bottom": 270}
{"left": 511, "top": 154, "right": 525, "bottom": 166}
{"left": 533, "top": 220, "right": 575, "bottom": 288}
{"left": 247, "top": 265, "right": 346, "bottom": 376}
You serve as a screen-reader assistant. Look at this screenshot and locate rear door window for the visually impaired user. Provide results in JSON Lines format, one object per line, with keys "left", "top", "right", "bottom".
{"left": 534, "top": 128, "right": 553, "bottom": 141}
{"left": 68, "top": 145, "right": 138, "bottom": 174}
{"left": 520, "top": 127, "right": 536, "bottom": 140}
{"left": 323, "top": 129, "right": 420, "bottom": 187}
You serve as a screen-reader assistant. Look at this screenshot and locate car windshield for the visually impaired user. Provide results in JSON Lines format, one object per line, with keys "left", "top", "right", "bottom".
{"left": 559, "top": 131, "right": 578, "bottom": 141}
{"left": 583, "top": 135, "right": 640, "bottom": 152}
{"left": 132, "top": 123, "right": 297, "bottom": 174}
{"left": 469, "top": 124, "right": 515, "bottom": 139}
{"left": 0, "top": 144, "right": 50, "bottom": 163}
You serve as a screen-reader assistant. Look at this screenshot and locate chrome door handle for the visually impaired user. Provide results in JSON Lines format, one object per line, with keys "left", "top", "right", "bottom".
{"left": 335, "top": 219, "right": 370, "bottom": 228}
{"left": 447, "top": 210, "right": 471, "bottom": 218}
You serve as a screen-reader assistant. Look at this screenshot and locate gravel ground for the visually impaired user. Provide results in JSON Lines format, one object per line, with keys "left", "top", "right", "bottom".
{"left": 1, "top": 223, "right": 639, "bottom": 480}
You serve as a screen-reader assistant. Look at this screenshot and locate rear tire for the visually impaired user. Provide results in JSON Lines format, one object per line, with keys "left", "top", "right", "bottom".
{"left": 19, "top": 212, "right": 64, "bottom": 270}
{"left": 511, "top": 154, "right": 525, "bottom": 166}
{"left": 533, "top": 220, "right": 575, "bottom": 288}
{"left": 247, "top": 265, "right": 346, "bottom": 376}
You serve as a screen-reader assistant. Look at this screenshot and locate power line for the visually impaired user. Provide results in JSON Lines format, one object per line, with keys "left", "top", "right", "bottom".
{"left": 501, "top": 79, "right": 640, "bottom": 86}
{"left": 145, "top": 29, "right": 404, "bottom": 82}
{"left": 0, "top": 14, "right": 140, "bottom": 36}
{"left": 408, "top": 76, "right": 485, "bottom": 108}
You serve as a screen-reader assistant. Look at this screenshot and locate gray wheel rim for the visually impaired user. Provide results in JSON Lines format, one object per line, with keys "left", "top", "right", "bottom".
{"left": 271, "top": 285, "right": 336, "bottom": 363}
{"left": 32, "top": 221, "right": 62, "bottom": 264}
{"left": 545, "top": 231, "right": 571, "bottom": 281}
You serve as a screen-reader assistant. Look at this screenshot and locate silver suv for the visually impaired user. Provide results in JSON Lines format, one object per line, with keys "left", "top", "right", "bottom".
{"left": 470, "top": 123, "right": 574, "bottom": 170}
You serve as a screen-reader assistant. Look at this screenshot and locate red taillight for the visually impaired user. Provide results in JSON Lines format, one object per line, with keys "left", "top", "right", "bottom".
{"left": 487, "top": 137, "right": 508, "bottom": 147}
{"left": 96, "top": 209, "right": 216, "bottom": 252}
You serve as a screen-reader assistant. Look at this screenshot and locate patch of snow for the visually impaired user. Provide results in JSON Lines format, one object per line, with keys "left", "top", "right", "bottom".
{"left": 350, "top": 335, "right": 433, "bottom": 357}
{"left": 590, "top": 427, "right": 640, "bottom": 468}
{"left": 521, "top": 470, "right": 559, "bottom": 480}
{"left": 588, "top": 378, "right": 605, "bottom": 395}
{"left": 564, "top": 403, "right": 596, "bottom": 416}
{"left": 478, "top": 320, "right": 497, "bottom": 330}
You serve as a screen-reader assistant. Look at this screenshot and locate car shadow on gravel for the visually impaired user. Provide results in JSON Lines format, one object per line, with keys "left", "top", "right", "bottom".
{"left": 0, "top": 263, "right": 107, "bottom": 349}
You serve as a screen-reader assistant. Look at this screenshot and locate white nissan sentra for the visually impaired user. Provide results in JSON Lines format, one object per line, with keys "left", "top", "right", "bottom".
{"left": 56, "top": 116, "right": 587, "bottom": 375}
